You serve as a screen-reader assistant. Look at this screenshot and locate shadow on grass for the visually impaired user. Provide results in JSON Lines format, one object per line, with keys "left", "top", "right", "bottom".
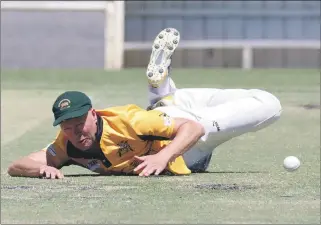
{"left": 64, "top": 173, "right": 137, "bottom": 177}
{"left": 63, "top": 170, "right": 267, "bottom": 177}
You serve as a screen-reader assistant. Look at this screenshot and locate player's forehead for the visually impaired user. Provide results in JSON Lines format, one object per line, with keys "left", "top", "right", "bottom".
{"left": 61, "top": 113, "right": 88, "bottom": 126}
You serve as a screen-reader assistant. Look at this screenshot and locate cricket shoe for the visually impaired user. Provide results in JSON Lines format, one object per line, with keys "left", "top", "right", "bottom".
{"left": 146, "top": 28, "right": 180, "bottom": 88}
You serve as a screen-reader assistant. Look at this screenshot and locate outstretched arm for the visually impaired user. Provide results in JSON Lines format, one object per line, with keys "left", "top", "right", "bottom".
{"left": 7, "top": 149, "right": 68, "bottom": 179}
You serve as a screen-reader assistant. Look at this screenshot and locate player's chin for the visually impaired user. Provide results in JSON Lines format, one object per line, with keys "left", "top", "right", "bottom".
{"left": 76, "top": 139, "right": 93, "bottom": 151}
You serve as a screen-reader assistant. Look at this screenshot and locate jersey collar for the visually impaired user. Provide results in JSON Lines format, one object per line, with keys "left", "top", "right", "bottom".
{"left": 95, "top": 115, "right": 103, "bottom": 142}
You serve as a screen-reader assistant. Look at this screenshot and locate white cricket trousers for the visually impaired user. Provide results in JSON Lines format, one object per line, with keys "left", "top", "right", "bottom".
{"left": 152, "top": 86, "right": 282, "bottom": 172}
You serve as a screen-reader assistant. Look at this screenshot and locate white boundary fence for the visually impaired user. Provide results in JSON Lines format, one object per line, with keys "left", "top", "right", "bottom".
{"left": 125, "top": 40, "right": 320, "bottom": 69}
{"left": 1, "top": 1, "right": 320, "bottom": 70}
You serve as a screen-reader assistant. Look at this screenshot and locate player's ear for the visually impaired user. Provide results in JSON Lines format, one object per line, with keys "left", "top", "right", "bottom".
{"left": 91, "top": 108, "right": 97, "bottom": 121}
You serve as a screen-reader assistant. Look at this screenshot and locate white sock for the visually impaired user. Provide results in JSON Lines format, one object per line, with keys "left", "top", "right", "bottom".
{"left": 148, "top": 77, "right": 177, "bottom": 105}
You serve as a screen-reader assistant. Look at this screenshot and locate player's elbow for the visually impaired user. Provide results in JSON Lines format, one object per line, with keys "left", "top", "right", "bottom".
{"left": 174, "top": 118, "right": 205, "bottom": 139}
{"left": 197, "top": 121, "right": 206, "bottom": 137}
{"left": 7, "top": 162, "right": 17, "bottom": 176}
{"left": 188, "top": 120, "right": 205, "bottom": 138}
{"left": 7, "top": 158, "right": 29, "bottom": 177}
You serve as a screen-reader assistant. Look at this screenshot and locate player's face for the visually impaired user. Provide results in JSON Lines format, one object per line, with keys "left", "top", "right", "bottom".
{"left": 60, "top": 109, "right": 98, "bottom": 150}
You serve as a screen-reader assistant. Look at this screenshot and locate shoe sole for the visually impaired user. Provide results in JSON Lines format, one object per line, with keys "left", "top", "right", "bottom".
{"left": 146, "top": 28, "right": 180, "bottom": 87}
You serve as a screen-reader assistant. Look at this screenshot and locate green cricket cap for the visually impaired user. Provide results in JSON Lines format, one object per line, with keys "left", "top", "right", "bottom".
{"left": 52, "top": 91, "right": 92, "bottom": 126}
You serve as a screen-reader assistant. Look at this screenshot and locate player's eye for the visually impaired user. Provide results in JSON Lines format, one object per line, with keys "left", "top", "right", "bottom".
{"left": 63, "top": 127, "right": 72, "bottom": 132}
{"left": 75, "top": 122, "right": 85, "bottom": 130}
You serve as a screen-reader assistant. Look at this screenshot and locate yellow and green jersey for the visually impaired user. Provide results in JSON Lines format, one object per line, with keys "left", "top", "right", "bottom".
{"left": 42, "top": 104, "right": 191, "bottom": 175}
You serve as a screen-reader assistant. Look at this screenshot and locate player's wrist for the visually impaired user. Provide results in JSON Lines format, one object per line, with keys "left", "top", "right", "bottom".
{"left": 157, "top": 149, "right": 174, "bottom": 163}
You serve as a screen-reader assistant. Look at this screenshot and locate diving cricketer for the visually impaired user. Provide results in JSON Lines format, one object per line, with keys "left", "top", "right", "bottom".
{"left": 7, "top": 28, "right": 282, "bottom": 178}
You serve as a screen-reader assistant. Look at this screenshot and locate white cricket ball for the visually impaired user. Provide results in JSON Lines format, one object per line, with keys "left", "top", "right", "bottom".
{"left": 283, "top": 156, "right": 300, "bottom": 172}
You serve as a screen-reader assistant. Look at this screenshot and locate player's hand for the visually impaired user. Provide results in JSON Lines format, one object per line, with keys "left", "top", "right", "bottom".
{"left": 133, "top": 154, "right": 169, "bottom": 177}
{"left": 39, "top": 165, "right": 64, "bottom": 179}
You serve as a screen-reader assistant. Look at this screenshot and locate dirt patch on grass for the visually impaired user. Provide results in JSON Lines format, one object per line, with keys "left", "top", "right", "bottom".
{"left": 195, "top": 183, "right": 257, "bottom": 191}
{"left": 301, "top": 104, "right": 320, "bottom": 110}
{"left": 1, "top": 184, "right": 138, "bottom": 191}
{"left": 1, "top": 185, "right": 34, "bottom": 190}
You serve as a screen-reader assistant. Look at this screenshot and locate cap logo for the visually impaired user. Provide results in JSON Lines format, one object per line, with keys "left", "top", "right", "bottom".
{"left": 58, "top": 99, "right": 71, "bottom": 110}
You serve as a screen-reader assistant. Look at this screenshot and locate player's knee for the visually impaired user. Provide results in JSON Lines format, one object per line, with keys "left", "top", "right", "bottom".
{"left": 273, "top": 97, "right": 282, "bottom": 118}
{"left": 251, "top": 90, "right": 282, "bottom": 133}
{"left": 250, "top": 97, "right": 282, "bottom": 132}
{"left": 252, "top": 89, "right": 282, "bottom": 118}
{"left": 266, "top": 92, "right": 282, "bottom": 119}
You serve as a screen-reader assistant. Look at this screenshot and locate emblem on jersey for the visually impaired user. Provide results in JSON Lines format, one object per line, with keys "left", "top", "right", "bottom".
{"left": 213, "top": 121, "right": 221, "bottom": 131}
{"left": 159, "top": 113, "right": 172, "bottom": 126}
{"left": 47, "top": 144, "right": 56, "bottom": 156}
{"left": 117, "top": 140, "right": 134, "bottom": 157}
{"left": 159, "top": 112, "right": 169, "bottom": 117}
{"left": 58, "top": 99, "right": 71, "bottom": 110}
{"left": 130, "top": 160, "right": 140, "bottom": 168}
{"left": 87, "top": 159, "right": 100, "bottom": 171}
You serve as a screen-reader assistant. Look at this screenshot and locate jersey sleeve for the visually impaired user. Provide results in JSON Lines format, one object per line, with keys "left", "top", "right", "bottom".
{"left": 129, "top": 109, "right": 175, "bottom": 141}
{"left": 41, "top": 131, "right": 70, "bottom": 168}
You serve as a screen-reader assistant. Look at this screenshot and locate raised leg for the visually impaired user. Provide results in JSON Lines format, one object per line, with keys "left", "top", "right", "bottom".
{"left": 146, "top": 28, "right": 180, "bottom": 105}
{"left": 156, "top": 89, "right": 282, "bottom": 172}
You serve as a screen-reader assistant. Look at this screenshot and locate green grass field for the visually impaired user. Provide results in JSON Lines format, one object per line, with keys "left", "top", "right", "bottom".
{"left": 1, "top": 69, "right": 320, "bottom": 224}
